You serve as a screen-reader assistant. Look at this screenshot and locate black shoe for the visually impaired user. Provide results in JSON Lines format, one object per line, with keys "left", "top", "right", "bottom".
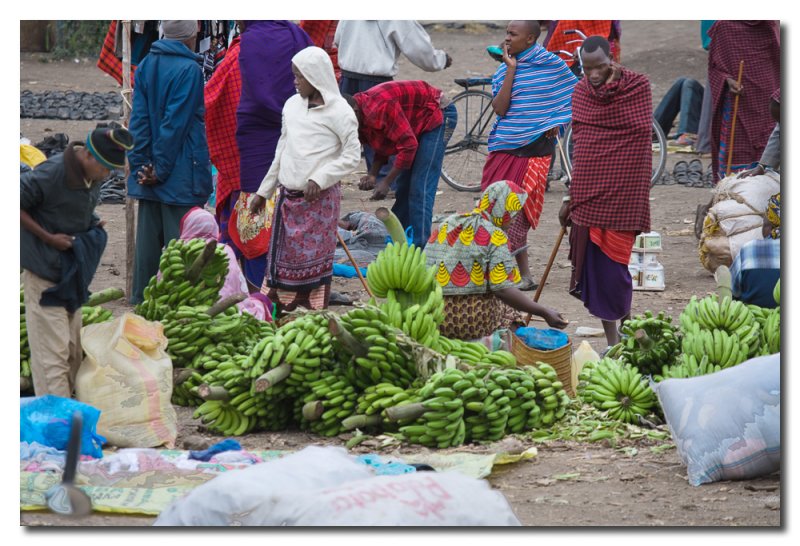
{"left": 329, "top": 291, "right": 354, "bottom": 306}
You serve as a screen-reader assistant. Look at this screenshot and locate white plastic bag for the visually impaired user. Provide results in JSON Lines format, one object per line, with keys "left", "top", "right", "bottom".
{"left": 154, "top": 445, "right": 521, "bottom": 526}
{"left": 75, "top": 313, "right": 177, "bottom": 449}
{"left": 154, "top": 446, "right": 372, "bottom": 526}
{"left": 653, "top": 354, "right": 780, "bottom": 486}
{"left": 281, "top": 470, "right": 521, "bottom": 526}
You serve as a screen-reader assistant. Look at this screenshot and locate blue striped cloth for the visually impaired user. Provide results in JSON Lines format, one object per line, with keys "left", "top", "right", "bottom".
{"left": 489, "top": 44, "right": 578, "bottom": 153}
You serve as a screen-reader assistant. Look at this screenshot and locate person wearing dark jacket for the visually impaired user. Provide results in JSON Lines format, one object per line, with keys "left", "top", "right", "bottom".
{"left": 21, "top": 126, "right": 134, "bottom": 397}
{"left": 127, "top": 20, "right": 212, "bottom": 304}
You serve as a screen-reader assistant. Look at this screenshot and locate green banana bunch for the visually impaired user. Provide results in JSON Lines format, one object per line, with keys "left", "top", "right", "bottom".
{"left": 680, "top": 295, "right": 760, "bottom": 358}
{"left": 523, "top": 362, "right": 571, "bottom": 428}
{"left": 380, "top": 284, "right": 445, "bottom": 349}
{"left": 296, "top": 373, "right": 359, "bottom": 437}
{"left": 577, "top": 358, "right": 656, "bottom": 424}
{"left": 681, "top": 321, "right": 750, "bottom": 369}
{"left": 162, "top": 305, "right": 214, "bottom": 369}
{"left": 762, "top": 307, "right": 780, "bottom": 355}
{"left": 172, "top": 369, "right": 206, "bottom": 407}
{"left": 247, "top": 312, "right": 336, "bottom": 398}
{"left": 475, "top": 350, "right": 518, "bottom": 368}
{"left": 396, "top": 376, "right": 466, "bottom": 449}
{"left": 136, "top": 238, "right": 229, "bottom": 321}
{"left": 20, "top": 286, "right": 31, "bottom": 382}
{"left": 367, "top": 241, "right": 436, "bottom": 298}
{"left": 193, "top": 398, "right": 256, "bottom": 437}
{"left": 435, "top": 336, "right": 490, "bottom": 364}
{"left": 655, "top": 354, "right": 721, "bottom": 381}
{"left": 81, "top": 305, "right": 114, "bottom": 325}
{"left": 462, "top": 368, "right": 512, "bottom": 442}
{"left": 335, "top": 305, "right": 417, "bottom": 389}
{"left": 474, "top": 366, "right": 539, "bottom": 434}
{"left": 606, "top": 310, "right": 680, "bottom": 375}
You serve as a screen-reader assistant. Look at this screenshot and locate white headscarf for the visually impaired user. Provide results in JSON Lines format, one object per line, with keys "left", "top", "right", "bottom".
{"left": 291, "top": 46, "right": 341, "bottom": 107}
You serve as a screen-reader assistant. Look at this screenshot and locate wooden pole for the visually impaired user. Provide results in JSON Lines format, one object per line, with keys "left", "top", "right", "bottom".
{"left": 523, "top": 225, "right": 567, "bottom": 325}
{"left": 725, "top": 60, "right": 745, "bottom": 177}
{"left": 336, "top": 232, "right": 373, "bottom": 298}
{"left": 121, "top": 21, "right": 135, "bottom": 301}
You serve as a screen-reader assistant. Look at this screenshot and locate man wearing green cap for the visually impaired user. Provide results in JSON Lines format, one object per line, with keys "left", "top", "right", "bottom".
{"left": 20, "top": 126, "right": 134, "bottom": 397}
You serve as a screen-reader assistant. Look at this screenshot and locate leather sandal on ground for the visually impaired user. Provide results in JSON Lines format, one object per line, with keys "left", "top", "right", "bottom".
{"left": 672, "top": 160, "right": 689, "bottom": 184}
{"left": 518, "top": 277, "right": 539, "bottom": 291}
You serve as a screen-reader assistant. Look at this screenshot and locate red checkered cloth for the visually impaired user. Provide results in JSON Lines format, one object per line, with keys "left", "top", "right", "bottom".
{"left": 569, "top": 67, "right": 652, "bottom": 233}
{"left": 204, "top": 36, "right": 242, "bottom": 216}
{"left": 354, "top": 81, "right": 444, "bottom": 170}
{"left": 708, "top": 20, "right": 780, "bottom": 182}
{"left": 299, "top": 20, "right": 340, "bottom": 81}
{"left": 96, "top": 21, "right": 136, "bottom": 86}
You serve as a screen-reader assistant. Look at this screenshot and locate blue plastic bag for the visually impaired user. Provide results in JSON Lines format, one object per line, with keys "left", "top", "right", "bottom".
{"left": 514, "top": 327, "right": 569, "bottom": 351}
{"left": 20, "top": 395, "right": 106, "bottom": 458}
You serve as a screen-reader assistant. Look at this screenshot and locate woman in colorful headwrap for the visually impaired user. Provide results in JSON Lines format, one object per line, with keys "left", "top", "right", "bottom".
{"left": 481, "top": 20, "right": 578, "bottom": 290}
{"left": 424, "top": 180, "right": 568, "bottom": 341}
{"left": 177, "top": 207, "right": 272, "bottom": 321}
{"left": 722, "top": 192, "right": 780, "bottom": 309}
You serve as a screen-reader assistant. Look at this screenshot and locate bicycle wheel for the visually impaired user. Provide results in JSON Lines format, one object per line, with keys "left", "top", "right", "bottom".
{"left": 563, "top": 117, "right": 669, "bottom": 187}
{"left": 440, "top": 90, "right": 494, "bottom": 192}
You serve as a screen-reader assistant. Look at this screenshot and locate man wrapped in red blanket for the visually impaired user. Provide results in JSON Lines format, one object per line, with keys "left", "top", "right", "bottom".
{"left": 559, "top": 36, "right": 652, "bottom": 351}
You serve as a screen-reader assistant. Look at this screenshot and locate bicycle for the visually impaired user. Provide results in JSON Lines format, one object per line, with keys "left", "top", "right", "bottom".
{"left": 439, "top": 77, "right": 495, "bottom": 192}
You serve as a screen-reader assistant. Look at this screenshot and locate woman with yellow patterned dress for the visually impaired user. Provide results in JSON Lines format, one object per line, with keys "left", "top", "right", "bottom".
{"left": 424, "top": 180, "right": 568, "bottom": 341}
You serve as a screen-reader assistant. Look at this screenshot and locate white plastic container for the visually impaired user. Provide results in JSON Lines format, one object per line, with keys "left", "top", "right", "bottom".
{"left": 628, "top": 264, "right": 642, "bottom": 287}
{"left": 642, "top": 262, "right": 665, "bottom": 290}
{"left": 641, "top": 231, "right": 662, "bottom": 251}
{"left": 642, "top": 252, "right": 660, "bottom": 266}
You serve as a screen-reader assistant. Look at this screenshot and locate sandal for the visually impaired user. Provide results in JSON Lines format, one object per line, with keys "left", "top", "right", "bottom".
{"left": 672, "top": 160, "right": 689, "bottom": 184}
{"left": 518, "top": 277, "right": 539, "bottom": 291}
{"left": 329, "top": 291, "right": 354, "bottom": 306}
{"left": 687, "top": 159, "right": 704, "bottom": 186}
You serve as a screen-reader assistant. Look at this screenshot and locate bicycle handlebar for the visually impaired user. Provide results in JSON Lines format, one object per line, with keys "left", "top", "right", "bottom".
{"left": 563, "top": 29, "right": 588, "bottom": 40}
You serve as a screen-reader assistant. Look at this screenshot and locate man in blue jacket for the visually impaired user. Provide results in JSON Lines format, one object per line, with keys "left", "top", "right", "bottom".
{"left": 127, "top": 20, "right": 212, "bottom": 304}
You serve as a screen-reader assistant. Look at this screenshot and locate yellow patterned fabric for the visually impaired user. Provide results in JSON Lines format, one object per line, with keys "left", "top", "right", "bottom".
{"left": 425, "top": 181, "right": 526, "bottom": 296}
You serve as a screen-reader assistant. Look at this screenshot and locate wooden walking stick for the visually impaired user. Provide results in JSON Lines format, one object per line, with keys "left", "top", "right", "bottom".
{"left": 522, "top": 134, "right": 570, "bottom": 325}
{"left": 336, "top": 232, "right": 373, "bottom": 298}
{"left": 725, "top": 60, "right": 745, "bottom": 176}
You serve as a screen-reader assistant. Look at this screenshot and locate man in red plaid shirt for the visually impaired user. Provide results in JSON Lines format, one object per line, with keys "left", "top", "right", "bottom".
{"left": 559, "top": 36, "right": 652, "bottom": 351}
{"left": 348, "top": 80, "right": 457, "bottom": 248}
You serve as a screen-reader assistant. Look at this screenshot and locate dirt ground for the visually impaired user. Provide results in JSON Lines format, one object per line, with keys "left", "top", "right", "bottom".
{"left": 19, "top": 21, "right": 782, "bottom": 528}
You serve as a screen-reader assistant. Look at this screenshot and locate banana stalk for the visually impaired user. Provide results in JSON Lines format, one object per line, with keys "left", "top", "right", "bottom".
{"left": 375, "top": 207, "right": 407, "bottom": 245}
{"left": 342, "top": 414, "right": 382, "bottom": 430}
{"left": 385, "top": 402, "right": 427, "bottom": 422}
{"left": 302, "top": 401, "right": 325, "bottom": 421}
{"left": 186, "top": 239, "right": 219, "bottom": 283}
{"left": 85, "top": 287, "right": 125, "bottom": 307}
{"left": 198, "top": 384, "right": 231, "bottom": 401}
{"left": 327, "top": 315, "right": 369, "bottom": 357}
{"left": 173, "top": 368, "right": 195, "bottom": 385}
{"left": 206, "top": 293, "right": 247, "bottom": 317}
{"left": 254, "top": 363, "right": 293, "bottom": 392}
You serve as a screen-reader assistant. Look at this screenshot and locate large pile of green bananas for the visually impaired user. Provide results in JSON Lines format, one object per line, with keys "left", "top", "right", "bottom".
{"left": 680, "top": 295, "right": 760, "bottom": 365}
{"left": 606, "top": 311, "right": 680, "bottom": 376}
{"left": 576, "top": 358, "right": 656, "bottom": 424}
{"left": 136, "top": 238, "right": 229, "bottom": 321}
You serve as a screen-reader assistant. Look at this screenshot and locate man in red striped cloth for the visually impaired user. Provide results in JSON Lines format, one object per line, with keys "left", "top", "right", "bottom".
{"left": 204, "top": 25, "right": 243, "bottom": 254}
{"left": 558, "top": 36, "right": 651, "bottom": 351}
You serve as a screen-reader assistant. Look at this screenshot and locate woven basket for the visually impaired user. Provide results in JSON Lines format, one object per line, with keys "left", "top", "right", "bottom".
{"left": 510, "top": 330, "right": 574, "bottom": 396}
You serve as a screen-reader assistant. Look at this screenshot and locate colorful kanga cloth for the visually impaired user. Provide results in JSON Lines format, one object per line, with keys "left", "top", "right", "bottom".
{"left": 708, "top": 20, "right": 780, "bottom": 183}
{"left": 489, "top": 43, "right": 577, "bottom": 153}
{"left": 264, "top": 185, "right": 341, "bottom": 294}
{"left": 570, "top": 67, "right": 652, "bottom": 234}
{"left": 425, "top": 181, "right": 527, "bottom": 297}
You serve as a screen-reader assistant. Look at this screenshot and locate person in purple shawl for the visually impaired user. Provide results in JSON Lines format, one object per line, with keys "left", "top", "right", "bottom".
{"left": 232, "top": 21, "right": 313, "bottom": 289}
